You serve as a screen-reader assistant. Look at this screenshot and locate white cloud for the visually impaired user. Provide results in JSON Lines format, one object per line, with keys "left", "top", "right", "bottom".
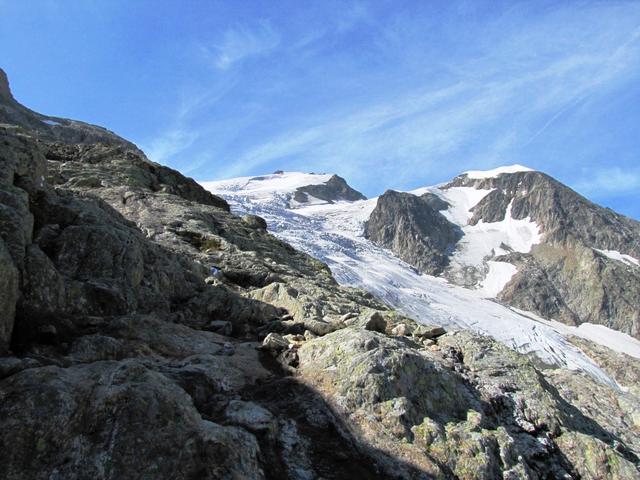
{"left": 207, "top": 21, "right": 280, "bottom": 70}
{"left": 143, "top": 128, "right": 199, "bottom": 165}
{"left": 573, "top": 168, "right": 640, "bottom": 197}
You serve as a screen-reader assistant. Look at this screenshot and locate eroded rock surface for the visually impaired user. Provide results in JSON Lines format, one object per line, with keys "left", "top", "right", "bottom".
{"left": 365, "top": 190, "right": 461, "bottom": 275}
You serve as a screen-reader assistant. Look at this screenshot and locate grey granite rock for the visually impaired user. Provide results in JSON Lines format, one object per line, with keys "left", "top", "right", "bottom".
{"left": 364, "top": 190, "right": 461, "bottom": 275}
{"left": 292, "top": 174, "right": 366, "bottom": 206}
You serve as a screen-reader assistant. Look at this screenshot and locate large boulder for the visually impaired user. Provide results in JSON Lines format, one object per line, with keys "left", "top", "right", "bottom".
{"left": 0, "top": 360, "right": 264, "bottom": 480}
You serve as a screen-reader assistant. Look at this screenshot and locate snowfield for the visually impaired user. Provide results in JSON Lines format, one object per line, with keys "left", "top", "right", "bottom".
{"left": 203, "top": 170, "right": 640, "bottom": 387}
{"left": 412, "top": 182, "right": 543, "bottom": 295}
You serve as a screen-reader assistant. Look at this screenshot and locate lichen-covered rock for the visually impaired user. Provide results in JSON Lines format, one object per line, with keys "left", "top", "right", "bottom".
{"left": 0, "top": 360, "right": 265, "bottom": 480}
{"left": 262, "top": 332, "right": 290, "bottom": 351}
{"left": 297, "top": 329, "right": 639, "bottom": 479}
{"left": 364, "top": 311, "right": 387, "bottom": 333}
{"left": 412, "top": 325, "right": 446, "bottom": 339}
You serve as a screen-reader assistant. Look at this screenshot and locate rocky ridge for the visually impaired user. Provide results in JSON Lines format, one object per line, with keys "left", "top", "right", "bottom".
{"left": 292, "top": 174, "right": 366, "bottom": 206}
{"left": 455, "top": 169, "right": 640, "bottom": 337}
{"left": 1, "top": 68, "right": 639, "bottom": 479}
{"left": 364, "top": 167, "right": 640, "bottom": 338}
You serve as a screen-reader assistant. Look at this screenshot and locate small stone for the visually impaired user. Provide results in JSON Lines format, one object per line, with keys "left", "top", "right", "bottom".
{"left": 364, "top": 312, "right": 386, "bottom": 333}
{"left": 283, "top": 334, "right": 305, "bottom": 344}
{"left": 303, "top": 330, "right": 317, "bottom": 341}
{"left": 339, "top": 312, "right": 357, "bottom": 323}
{"left": 221, "top": 342, "right": 235, "bottom": 356}
{"left": 413, "top": 325, "right": 446, "bottom": 339}
{"left": 261, "top": 333, "right": 290, "bottom": 351}
{"left": 209, "top": 320, "right": 232, "bottom": 336}
{"left": 343, "top": 316, "right": 360, "bottom": 326}
{"left": 422, "top": 338, "right": 436, "bottom": 347}
{"left": 429, "top": 344, "right": 440, "bottom": 352}
{"left": 391, "top": 323, "right": 408, "bottom": 336}
{"left": 304, "top": 319, "right": 340, "bottom": 336}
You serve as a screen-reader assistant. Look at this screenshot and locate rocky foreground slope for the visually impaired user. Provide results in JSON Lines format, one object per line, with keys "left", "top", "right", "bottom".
{"left": 1, "top": 68, "right": 639, "bottom": 479}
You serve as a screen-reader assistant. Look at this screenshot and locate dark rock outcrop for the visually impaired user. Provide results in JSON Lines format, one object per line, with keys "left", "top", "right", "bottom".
{"left": 364, "top": 190, "right": 461, "bottom": 275}
{"left": 0, "top": 68, "right": 13, "bottom": 102}
{"left": 292, "top": 174, "right": 366, "bottom": 205}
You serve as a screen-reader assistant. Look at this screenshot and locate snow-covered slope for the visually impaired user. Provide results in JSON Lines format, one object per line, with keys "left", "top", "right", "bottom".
{"left": 202, "top": 170, "right": 640, "bottom": 386}
{"left": 463, "top": 164, "right": 534, "bottom": 179}
{"left": 411, "top": 179, "right": 543, "bottom": 295}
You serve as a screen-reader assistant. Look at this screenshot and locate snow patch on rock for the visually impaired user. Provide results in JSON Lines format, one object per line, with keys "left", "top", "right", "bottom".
{"left": 449, "top": 200, "right": 542, "bottom": 269}
{"left": 478, "top": 261, "right": 518, "bottom": 298}
{"left": 594, "top": 248, "right": 640, "bottom": 268}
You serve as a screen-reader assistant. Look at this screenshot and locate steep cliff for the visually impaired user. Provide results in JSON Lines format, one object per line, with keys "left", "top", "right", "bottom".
{"left": 364, "top": 166, "right": 640, "bottom": 338}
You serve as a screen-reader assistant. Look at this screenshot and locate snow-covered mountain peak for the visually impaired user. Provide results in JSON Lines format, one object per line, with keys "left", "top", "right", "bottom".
{"left": 203, "top": 171, "right": 366, "bottom": 209}
{"left": 462, "top": 164, "right": 535, "bottom": 179}
{"left": 202, "top": 171, "right": 333, "bottom": 196}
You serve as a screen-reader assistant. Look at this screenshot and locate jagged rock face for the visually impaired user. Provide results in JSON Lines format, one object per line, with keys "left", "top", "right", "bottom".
{"left": 293, "top": 174, "right": 366, "bottom": 205}
{"left": 1, "top": 69, "right": 639, "bottom": 479}
{"left": 44, "top": 142, "right": 230, "bottom": 210}
{"left": 451, "top": 170, "right": 640, "bottom": 337}
{"left": 364, "top": 190, "right": 461, "bottom": 275}
{"left": 453, "top": 171, "right": 640, "bottom": 252}
{"left": 0, "top": 68, "right": 142, "bottom": 147}
{"left": 364, "top": 166, "right": 640, "bottom": 337}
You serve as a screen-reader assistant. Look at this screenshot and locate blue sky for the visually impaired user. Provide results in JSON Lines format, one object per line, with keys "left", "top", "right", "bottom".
{"left": 1, "top": 0, "right": 639, "bottom": 219}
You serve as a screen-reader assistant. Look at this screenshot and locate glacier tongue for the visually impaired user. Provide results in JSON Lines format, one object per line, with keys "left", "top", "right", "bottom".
{"left": 202, "top": 173, "right": 640, "bottom": 386}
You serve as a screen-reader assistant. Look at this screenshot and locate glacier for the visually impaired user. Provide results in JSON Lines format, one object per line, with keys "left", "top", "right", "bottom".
{"left": 202, "top": 171, "right": 640, "bottom": 386}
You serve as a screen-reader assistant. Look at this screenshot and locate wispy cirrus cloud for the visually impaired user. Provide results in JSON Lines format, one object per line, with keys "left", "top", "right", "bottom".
{"left": 573, "top": 168, "right": 640, "bottom": 197}
{"left": 209, "top": 2, "right": 640, "bottom": 194}
{"left": 204, "top": 20, "right": 280, "bottom": 70}
{"left": 137, "top": 1, "right": 640, "bottom": 217}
